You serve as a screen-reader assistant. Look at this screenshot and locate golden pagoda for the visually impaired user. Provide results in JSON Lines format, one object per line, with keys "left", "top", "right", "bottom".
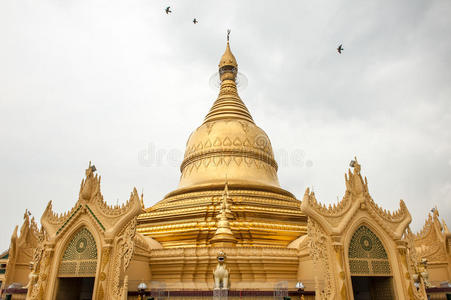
{"left": 136, "top": 37, "right": 307, "bottom": 249}
{"left": 1, "top": 34, "right": 450, "bottom": 300}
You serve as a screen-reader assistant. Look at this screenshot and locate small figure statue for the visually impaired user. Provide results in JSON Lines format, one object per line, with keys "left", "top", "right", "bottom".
{"left": 81, "top": 161, "right": 97, "bottom": 201}
{"left": 213, "top": 251, "right": 229, "bottom": 290}
{"left": 419, "top": 258, "right": 433, "bottom": 288}
{"left": 25, "top": 262, "right": 39, "bottom": 298}
{"left": 412, "top": 257, "right": 433, "bottom": 289}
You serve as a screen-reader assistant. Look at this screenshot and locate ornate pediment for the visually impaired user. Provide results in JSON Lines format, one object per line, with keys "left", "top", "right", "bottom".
{"left": 300, "top": 158, "right": 427, "bottom": 300}
{"left": 41, "top": 162, "right": 144, "bottom": 241}
{"left": 17, "top": 210, "right": 40, "bottom": 250}
{"left": 413, "top": 208, "right": 450, "bottom": 263}
{"left": 2, "top": 210, "right": 41, "bottom": 289}
{"left": 301, "top": 158, "right": 411, "bottom": 239}
{"left": 28, "top": 162, "right": 144, "bottom": 300}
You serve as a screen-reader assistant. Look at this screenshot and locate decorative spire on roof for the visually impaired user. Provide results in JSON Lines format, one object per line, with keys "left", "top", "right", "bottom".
{"left": 221, "top": 179, "right": 233, "bottom": 217}
{"left": 140, "top": 189, "right": 145, "bottom": 209}
{"left": 204, "top": 30, "right": 254, "bottom": 124}
{"left": 210, "top": 180, "right": 237, "bottom": 247}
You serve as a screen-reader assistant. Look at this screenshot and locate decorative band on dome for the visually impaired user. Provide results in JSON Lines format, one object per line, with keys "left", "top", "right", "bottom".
{"left": 180, "top": 148, "right": 279, "bottom": 172}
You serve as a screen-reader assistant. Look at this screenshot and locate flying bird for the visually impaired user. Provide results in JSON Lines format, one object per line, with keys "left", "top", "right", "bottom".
{"left": 337, "top": 44, "right": 344, "bottom": 54}
{"left": 165, "top": 6, "right": 172, "bottom": 14}
{"left": 193, "top": 18, "right": 198, "bottom": 24}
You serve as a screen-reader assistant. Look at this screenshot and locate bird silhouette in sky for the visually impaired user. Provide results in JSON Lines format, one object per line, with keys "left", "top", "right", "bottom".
{"left": 193, "top": 18, "right": 198, "bottom": 24}
{"left": 165, "top": 6, "right": 172, "bottom": 14}
{"left": 337, "top": 44, "right": 344, "bottom": 54}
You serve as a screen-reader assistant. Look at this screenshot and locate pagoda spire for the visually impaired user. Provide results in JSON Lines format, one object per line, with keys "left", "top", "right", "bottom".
{"left": 210, "top": 180, "right": 237, "bottom": 247}
{"left": 204, "top": 30, "right": 254, "bottom": 124}
{"left": 221, "top": 179, "right": 232, "bottom": 217}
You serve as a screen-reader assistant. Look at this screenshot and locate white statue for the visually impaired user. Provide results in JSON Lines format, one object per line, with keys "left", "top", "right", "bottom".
{"left": 213, "top": 251, "right": 229, "bottom": 290}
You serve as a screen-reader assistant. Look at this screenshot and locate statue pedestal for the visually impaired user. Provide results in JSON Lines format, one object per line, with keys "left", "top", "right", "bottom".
{"left": 213, "top": 288, "right": 228, "bottom": 300}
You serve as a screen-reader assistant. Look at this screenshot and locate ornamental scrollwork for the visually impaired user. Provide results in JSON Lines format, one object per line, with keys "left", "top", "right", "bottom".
{"left": 111, "top": 218, "right": 137, "bottom": 298}
{"left": 307, "top": 219, "right": 335, "bottom": 300}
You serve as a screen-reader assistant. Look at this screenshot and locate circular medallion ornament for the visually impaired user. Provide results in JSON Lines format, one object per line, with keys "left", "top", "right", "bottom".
{"left": 360, "top": 236, "right": 373, "bottom": 251}
{"left": 76, "top": 237, "right": 87, "bottom": 253}
{"left": 99, "top": 272, "right": 106, "bottom": 281}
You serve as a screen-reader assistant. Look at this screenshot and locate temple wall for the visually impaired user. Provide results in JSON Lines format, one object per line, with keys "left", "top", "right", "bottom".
{"left": 147, "top": 247, "right": 300, "bottom": 291}
{"left": 10, "top": 263, "right": 29, "bottom": 286}
{"left": 126, "top": 255, "right": 152, "bottom": 291}
{"left": 297, "top": 254, "right": 319, "bottom": 292}
{"left": 428, "top": 263, "right": 451, "bottom": 286}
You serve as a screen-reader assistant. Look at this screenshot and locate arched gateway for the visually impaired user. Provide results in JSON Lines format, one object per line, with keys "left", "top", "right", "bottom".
{"left": 55, "top": 227, "right": 98, "bottom": 300}
{"left": 348, "top": 225, "right": 394, "bottom": 299}
{"left": 300, "top": 159, "right": 428, "bottom": 300}
{"left": 25, "top": 163, "right": 144, "bottom": 300}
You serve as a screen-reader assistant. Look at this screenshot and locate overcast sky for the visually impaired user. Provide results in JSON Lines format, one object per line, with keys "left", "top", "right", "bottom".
{"left": 0, "top": 0, "right": 450, "bottom": 250}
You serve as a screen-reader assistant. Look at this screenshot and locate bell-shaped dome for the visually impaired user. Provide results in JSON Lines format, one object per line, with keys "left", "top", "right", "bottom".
{"left": 178, "top": 40, "right": 280, "bottom": 189}
{"left": 138, "top": 37, "right": 305, "bottom": 249}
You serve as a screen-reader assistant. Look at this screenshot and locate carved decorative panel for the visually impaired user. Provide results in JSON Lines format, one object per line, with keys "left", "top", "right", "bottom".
{"left": 348, "top": 225, "right": 391, "bottom": 275}
{"left": 58, "top": 227, "right": 98, "bottom": 277}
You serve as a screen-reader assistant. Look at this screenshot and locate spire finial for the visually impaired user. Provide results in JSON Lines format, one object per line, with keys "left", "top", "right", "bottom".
{"left": 203, "top": 31, "right": 253, "bottom": 124}
{"left": 218, "top": 30, "right": 237, "bottom": 70}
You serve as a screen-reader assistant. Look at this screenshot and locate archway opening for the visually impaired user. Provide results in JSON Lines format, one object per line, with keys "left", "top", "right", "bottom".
{"left": 351, "top": 276, "right": 393, "bottom": 300}
{"left": 54, "top": 227, "right": 98, "bottom": 300}
{"left": 348, "top": 225, "right": 394, "bottom": 300}
{"left": 55, "top": 277, "right": 95, "bottom": 300}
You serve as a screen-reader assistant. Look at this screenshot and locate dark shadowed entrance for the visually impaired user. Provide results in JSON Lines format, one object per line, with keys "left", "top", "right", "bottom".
{"left": 348, "top": 226, "right": 395, "bottom": 300}
{"left": 55, "top": 277, "right": 94, "bottom": 300}
{"left": 351, "top": 276, "right": 394, "bottom": 300}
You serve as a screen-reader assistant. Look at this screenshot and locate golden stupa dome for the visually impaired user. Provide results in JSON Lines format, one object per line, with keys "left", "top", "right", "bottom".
{"left": 137, "top": 36, "right": 305, "bottom": 249}
{"left": 178, "top": 39, "right": 279, "bottom": 189}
